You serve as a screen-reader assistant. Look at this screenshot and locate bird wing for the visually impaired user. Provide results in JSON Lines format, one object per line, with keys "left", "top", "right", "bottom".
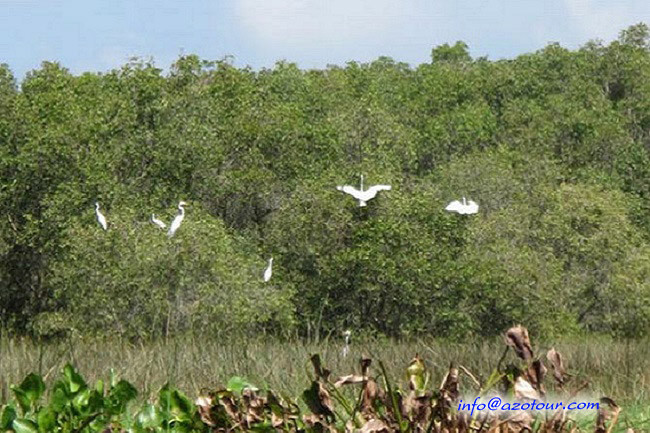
{"left": 466, "top": 201, "right": 479, "bottom": 214}
{"left": 154, "top": 219, "right": 167, "bottom": 229}
{"left": 167, "top": 215, "right": 183, "bottom": 237}
{"left": 365, "top": 184, "right": 391, "bottom": 194}
{"left": 445, "top": 200, "right": 462, "bottom": 212}
{"left": 97, "top": 212, "right": 107, "bottom": 230}
{"left": 358, "top": 184, "right": 391, "bottom": 201}
{"left": 337, "top": 185, "right": 364, "bottom": 200}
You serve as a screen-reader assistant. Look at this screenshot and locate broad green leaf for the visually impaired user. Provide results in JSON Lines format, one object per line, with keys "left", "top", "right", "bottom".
{"left": 36, "top": 408, "right": 56, "bottom": 433}
{"left": 17, "top": 374, "right": 46, "bottom": 409}
{"left": 136, "top": 404, "right": 162, "bottom": 429}
{"left": 10, "top": 387, "right": 30, "bottom": 414}
{"left": 159, "top": 385, "right": 194, "bottom": 423}
{"left": 12, "top": 418, "right": 39, "bottom": 433}
{"left": 0, "top": 405, "right": 17, "bottom": 430}
{"left": 50, "top": 386, "right": 69, "bottom": 412}
{"left": 106, "top": 380, "right": 137, "bottom": 414}
{"left": 226, "top": 376, "right": 258, "bottom": 394}
{"left": 63, "top": 364, "right": 87, "bottom": 394}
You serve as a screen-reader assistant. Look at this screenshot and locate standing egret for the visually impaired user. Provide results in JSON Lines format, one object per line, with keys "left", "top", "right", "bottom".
{"left": 445, "top": 197, "right": 479, "bottom": 215}
{"left": 263, "top": 257, "right": 273, "bottom": 282}
{"left": 167, "top": 201, "right": 188, "bottom": 238}
{"left": 336, "top": 175, "right": 391, "bottom": 207}
{"left": 95, "top": 202, "right": 107, "bottom": 230}
{"left": 151, "top": 214, "right": 166, "bottom": 229}
{"left": 342, "top": 330, "right": 351, "bottom": 358}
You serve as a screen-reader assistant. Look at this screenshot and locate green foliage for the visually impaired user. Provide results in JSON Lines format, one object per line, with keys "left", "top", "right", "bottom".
{"left": 38, "top": 205, "right": 294, "bottom": 338}
{"left": 2, "top": 364, "right": 138, "bottom": 433}
{"left": 3, "top": 24, "right": 650, "bottom": 338}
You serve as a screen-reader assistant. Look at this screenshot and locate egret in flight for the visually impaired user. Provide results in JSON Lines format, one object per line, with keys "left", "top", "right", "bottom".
{"left": 151, "top": 214, "right": 166, "bottom": 229}
{"left": 445, "top": 197, "right": 479, "bottom": 215}
{"left": 95, "top": 202, "right": 107, "bottom": 231}
{"left": 342, "top": 330, "right": 351, "bottom": 358}
{"left": 167, "top": 201, "right": 188, "bottom": 237}
{"left": 263, "top": 258, "right": 273, "bottom": 282}
{"left": 336, "top": 175, "right": 391, "bottom": 207}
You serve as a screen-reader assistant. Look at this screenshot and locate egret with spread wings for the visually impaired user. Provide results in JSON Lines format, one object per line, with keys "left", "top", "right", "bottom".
{"left": 336, "top": 175, "right": 391, "bottom": 207}
{"left": 445, "top": 197, "right": 479, "bottom": 215}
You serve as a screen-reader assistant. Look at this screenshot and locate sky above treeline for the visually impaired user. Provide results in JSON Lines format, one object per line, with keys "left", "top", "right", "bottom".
{"left": 1, "top": 0, "right": 650, "bottom": 80}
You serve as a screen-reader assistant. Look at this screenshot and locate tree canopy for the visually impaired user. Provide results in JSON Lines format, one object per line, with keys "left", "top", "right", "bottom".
{"left": 2, "top": 24, "right": 650, "bottom": 339}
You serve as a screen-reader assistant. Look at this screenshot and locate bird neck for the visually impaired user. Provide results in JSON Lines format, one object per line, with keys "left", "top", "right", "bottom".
{"left": 360, "top": 175, "right": 364, "bottom": 191}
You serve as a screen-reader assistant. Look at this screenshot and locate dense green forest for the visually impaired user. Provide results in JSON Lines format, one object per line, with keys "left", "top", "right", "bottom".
{"left": 3, "top": 24, "right": 650, "bottom": 339}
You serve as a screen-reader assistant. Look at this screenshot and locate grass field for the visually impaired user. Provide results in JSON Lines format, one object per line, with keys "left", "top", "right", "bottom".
{"left": 2, "top": 334, "right": 650, "bottom": 402}
{"left": 2, "top": 333, "right": 650, "bottom": 430}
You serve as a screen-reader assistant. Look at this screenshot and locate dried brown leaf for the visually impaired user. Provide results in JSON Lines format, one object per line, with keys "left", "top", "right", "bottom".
{"left": 334, "top": 374, "right": 367, "bottom": 388}
{"left": 595, "top": 397, "right": 620, "bottom": 433}
{"left": 546, "top": 348, "right": 568, "bottom": 387}
{"left": 359, "top": 419, "right": 391, "bottom": 433}
{"left": 514, "top": 376, "right": 540, "bottom": 401}
{"left": 310, "top": 354, "right": 331, "bottom": 380}
{"left": 361, "top": 378, "right": 384, "bottom": 416}
{"left": 195, "top": 395, "right": 215, "bottom": 427}
{"left": 525, "top": 359, "right": 547, "bottom": 396}
{"left": 505, "top": 325, "right": 534, "bottom": 362}
{"left": 242, "top": 388, "right": 265, "bottom": 426}
{"left": 360, "top": 358, "right": 372, "bottom": 377}
{"left": 303, "top": 413, "right": 336, "bottom": 432}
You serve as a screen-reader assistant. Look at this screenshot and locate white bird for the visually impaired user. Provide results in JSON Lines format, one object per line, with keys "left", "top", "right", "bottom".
{"left": 263, "top": 257, "right": 273, "bottom": 282}
{"left": 336, "top": 175, "right": 391, "bottom": 207}
{"left": 95, "top": 202, "right": 107, "bottom": 231}
{"left": 167, "top": 201, "right": 188, "bottom": 238}
{"left": 342, "top": 330, "right": 351, "bottom": 358}
{"left": 150, "top": 214, "right": 166, "bottom": 229}
{"left": 445, "top": 197, "right": 479, "bottom": 215}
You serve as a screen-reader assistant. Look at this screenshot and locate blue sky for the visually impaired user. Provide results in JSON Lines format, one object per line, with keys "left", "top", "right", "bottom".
{"left": 1, "top": 0, "right": 650, "bottom": 80}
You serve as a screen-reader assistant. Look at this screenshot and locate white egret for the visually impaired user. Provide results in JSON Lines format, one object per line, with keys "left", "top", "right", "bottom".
{"left": 445, "top": 197, "right": 479, "bottom": 215}
{"left": 167, "top": 201, "right": 188, "bottom": 238}
{"left": 151, "top": 214, "right": 166, "bottom": 229}
{"left": 336, "top": 175, "right": 391, "bottom": 207}
{"left": 95, "top": 202, "right": 107, "bottom": 231}
{"left": 263, "top": 257, "right": 273, "bottom": 282}
{"left": 342, "top": 330, "right": 351, "bottom": 358}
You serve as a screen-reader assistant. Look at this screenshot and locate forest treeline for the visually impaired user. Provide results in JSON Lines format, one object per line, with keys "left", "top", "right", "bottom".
{"left": 2, "top": 24, "right": 650, "bottom": 339}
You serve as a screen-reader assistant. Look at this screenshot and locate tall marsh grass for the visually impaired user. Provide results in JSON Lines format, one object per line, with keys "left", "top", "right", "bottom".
{"left": 1, "top": 333, "right": 649, "bottom": 406}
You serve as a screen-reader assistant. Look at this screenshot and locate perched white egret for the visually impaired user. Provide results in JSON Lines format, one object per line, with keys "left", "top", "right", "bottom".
{"left": 336, "top": 175, "right": 391, "bottom": 207}
{"left": 445, "top": 197, "right": 479, "bottom": 215}
{"left": 342, "top": 330, "right": 351, "bottom": 358}
{"left": 263, "top": 258, "right": 273, "bottom": 282}
{"left": 167, "top": 201, "right": 188, "bottom": 238}
{"left": 95, "top": 202, "right": 107, "bottom": 231}
{"left": 150, "top": 214, "right": 166, "bottom": 229}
